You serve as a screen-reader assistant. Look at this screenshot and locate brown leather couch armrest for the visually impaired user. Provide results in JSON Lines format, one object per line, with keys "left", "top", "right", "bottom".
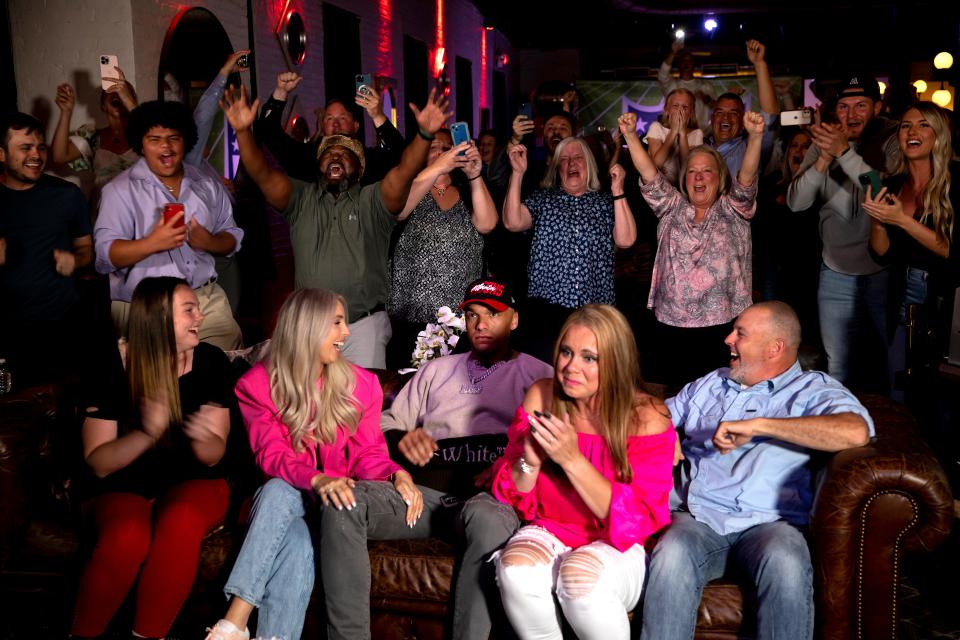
{"left": 810, "top": 394, "right": 953, "bottom": 640}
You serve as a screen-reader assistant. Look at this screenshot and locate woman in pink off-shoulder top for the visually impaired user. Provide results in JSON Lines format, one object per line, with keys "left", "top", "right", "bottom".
{"left": 491, "top": 304, "right": 676, "bottom": 640}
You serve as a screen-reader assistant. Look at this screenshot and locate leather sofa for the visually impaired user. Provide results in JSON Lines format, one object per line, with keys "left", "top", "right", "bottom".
{"left": 0, "top": 375, "right": 953, "bottom": 639}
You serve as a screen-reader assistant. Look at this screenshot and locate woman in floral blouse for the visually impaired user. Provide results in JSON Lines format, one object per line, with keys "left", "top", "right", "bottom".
{"left": 620, "top": 110, "right": 765, "bottom": 385}
{"left": 503, "top": 136, "right": 636, "bottom": 361}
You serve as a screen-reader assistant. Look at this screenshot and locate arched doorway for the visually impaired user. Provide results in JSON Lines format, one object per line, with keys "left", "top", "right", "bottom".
{"left": 157, "top": 7, "right": 237, "bottom": 176}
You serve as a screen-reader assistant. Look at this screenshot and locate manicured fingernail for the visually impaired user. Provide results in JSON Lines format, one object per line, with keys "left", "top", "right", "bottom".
{"left": 405, "top": 499, "right": 412, "bottom": 505}
{"left": 543, "top": 411, "right": 552, "bottom": 419}
{"left": 534, "top": 410, "right": 543, "bottom": 418}
{"left": 530, "top": 425, "right": 537, "bottom": 433}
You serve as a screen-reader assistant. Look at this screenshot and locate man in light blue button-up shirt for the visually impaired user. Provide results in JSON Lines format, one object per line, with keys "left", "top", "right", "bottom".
{"left": 641, "top": 301, "right": 873, "bottom": 640}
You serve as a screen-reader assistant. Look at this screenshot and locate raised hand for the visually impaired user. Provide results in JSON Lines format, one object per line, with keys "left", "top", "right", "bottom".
{"left": 618, "top": 112, "right": 638, "bottom": 138}
{"left": 55, "top": 84, "right": 76, "bottom": 112}
{"left": 355, "top": 83, "right": 385, "bottom": 121}
{"left": 809, "top": 122, "right": 848, "bottom": 159}
{"left": 393, "top": 470, "right": 424, "bottom": 527}
{"left": 220, "top": 84, "right": 259, "bottom": 132}
{"left": 104, "top": 67, "right": 137, "bottom": 110}
{"left": 312, "top": 475, "right": 357, "bottom": 511}
{"left": 743, "top": 111, "right": 765, "bottom": 137}
{"left": 609, "top": 163, "right": 626, "bottom": 195}
{"left": 745, "top": 39, "right": 766, "bottom": 65}
{"left": 409, "top": 88, "right": 452, "bottom": 136}
{"left": 398, "top": 428, "right": 439, "bottom": 467}
{"left": 462, "top": 143, "right": 483, "bottom": 179}
{"left": 273, "top": 71, "right": 302, "bottom": 101}
{"left": 511, "top": 114, "right": 535, "bottom": 143}
{"left": 220, "top": 49, "right": 252, "bottom": 77}
{"left": 507, "top": 143, "right": 528, "bottom": 174}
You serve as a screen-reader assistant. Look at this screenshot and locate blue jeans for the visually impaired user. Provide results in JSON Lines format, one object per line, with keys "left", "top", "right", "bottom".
{"left": 817, "top": 263, "right": 889, "bottom": 385}
{"left": 223, "top": 479, "right": 314, "bottom": 640}
{"left": 320, "top": 482, "right": 519, "bottom": 640}
{"left": 889, "top": 267, "right": 930, "bottom": 401}
{"left": 640, "top": 513, "right": 813, "bottom": 640}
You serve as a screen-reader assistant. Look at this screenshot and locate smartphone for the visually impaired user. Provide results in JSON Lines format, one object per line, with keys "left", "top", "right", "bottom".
{"left": 450, "top": 121, "right": 471, "bottom": 155}
{"left": 162, "top": 203, "right": 186, "bottom": 228}
{"left": 355, "top": 73, "right": 374, "bottom": 97}
{"left": 780, "top": 108, "right": 812, "bottom": 127}
{"left": 858, "top": 171, "right": 883, "bottom": 196}
{"left": 518, "top": 102, "right": 534, "bottom": 120}
{"left": 237, "top": 53, "right": 252, "bottom": 69}
{"left": 99, "top": 54, "right": 119, "bottom": 91}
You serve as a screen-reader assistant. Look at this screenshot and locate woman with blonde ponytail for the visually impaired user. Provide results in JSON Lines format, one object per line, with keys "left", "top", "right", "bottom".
{"left": 207, "top": 289, "right": 421, "bottom": 640}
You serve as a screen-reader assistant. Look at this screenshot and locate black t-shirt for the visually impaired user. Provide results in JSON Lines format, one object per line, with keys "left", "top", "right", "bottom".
{"left": 0, "top": 174, "right": 91, "bottom": 322}
{"left": 83, "top": 342, "right": 236, "bottom": 498}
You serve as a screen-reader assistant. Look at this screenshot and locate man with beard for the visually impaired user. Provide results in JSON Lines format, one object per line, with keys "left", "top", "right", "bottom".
{"left": 257, "top": 71, "right": 405, "bottom": 184}
{"left": 373, "top": 278, "right": 552, "bottom": 640}
{"left": 488, "top": 111, "right": 578, "bottom": 199}
{"left": 221, "top": 85, "right": 452, "bottom": 369}
{"left": 786, "top": 75, "right": 898, "bottom": 388}
{"left": 0, "top": 112, "right": 97, "bottom": 386}
{"left": 641, "top": 301, "right": 872, "bottom": 640}
{"left": 705, "top": 40, "right": 779, "bottom": 176}
{"left": 95, "top": 100, "right": 244, "bottom": 350}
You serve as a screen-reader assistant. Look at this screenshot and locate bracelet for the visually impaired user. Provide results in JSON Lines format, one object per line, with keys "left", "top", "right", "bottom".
{"left": 418, "top": 128, "right": 435, "bottom": 141}
{"left": 612, "top": 193, "right": 627, "bottom": 200}
{"left": 468, "top": 174, "right": 482, "bottom": 181}
{"left": 517, "top": 456, "right": 537, "bottom": 474}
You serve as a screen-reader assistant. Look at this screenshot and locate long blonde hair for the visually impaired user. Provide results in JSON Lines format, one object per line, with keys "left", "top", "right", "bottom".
{"left": 126, "top": 277, "right": 186, "bottom": 426}
{"left": 268, "top": 289, "right": 359, "bottom": 451}
{"left": 551, "top": 304, "right": 644, "bottom": 482}
{"left": 893, "top": 101, "right": 954, "bottom": 249}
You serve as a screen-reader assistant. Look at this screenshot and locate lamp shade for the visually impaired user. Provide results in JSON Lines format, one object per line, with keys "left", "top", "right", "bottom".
{"left": 932, "top": 88, "right": 951, "bottom": 107}
{"left": 934, "top": 52, "right": 954, "bottom": 70}
{"left": 913, "top": 79, "right": 928, "bottom": 93}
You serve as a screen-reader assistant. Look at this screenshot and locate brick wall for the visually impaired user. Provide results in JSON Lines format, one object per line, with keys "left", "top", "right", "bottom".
{"left": 9, "top": 0, "right": 514, "bottom": 144}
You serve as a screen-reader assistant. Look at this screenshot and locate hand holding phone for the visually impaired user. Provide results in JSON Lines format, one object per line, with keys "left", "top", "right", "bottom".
{"left": 163, "top": 203, "right": 186, "bottom": 229}
{"left": 99, "top": 54, "right": 120, "bottom": 91}
{"left": 450, "top": 121, "right": 471, "bottom": 156}
{"left": 355, "top": 73, "right": 374, "bottom": 97}
{"left": 518, "top": 102, "right": 534, "bottom": 120}
{"left": 780, "top": 108, "right": 812, "bottom": 127}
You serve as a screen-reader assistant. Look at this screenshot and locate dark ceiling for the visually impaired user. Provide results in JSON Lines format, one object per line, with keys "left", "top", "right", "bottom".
{"left": 470, "top": 0, "right": 960, "bottom": 82}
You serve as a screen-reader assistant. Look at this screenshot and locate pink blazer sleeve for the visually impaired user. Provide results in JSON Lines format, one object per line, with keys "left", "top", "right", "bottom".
{"left": 491, "top": 406, "right": 538, "bottom": 520}
{"left": 235, "top": 364, "right": 319, "bottom": 491}
{"left": 344, "top": 366, "right": 404, "bottom": 481}
{"left": 606, "top": 426, "right": 677, "bottom": 551}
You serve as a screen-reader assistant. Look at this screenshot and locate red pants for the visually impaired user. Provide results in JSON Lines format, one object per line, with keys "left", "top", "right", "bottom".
{"left": 71, "top": 478, "right": 229, "bottom": 638}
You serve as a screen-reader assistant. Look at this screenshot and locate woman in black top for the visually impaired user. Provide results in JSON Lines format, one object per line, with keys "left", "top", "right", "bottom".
{"left": 71, "top": 277, "right": 233, "bottom": 639}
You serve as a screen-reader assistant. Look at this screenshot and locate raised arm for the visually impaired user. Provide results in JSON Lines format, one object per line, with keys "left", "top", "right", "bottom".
{"left": 221, "top": 84, "right": 292, "bottom": 211}
{"left": 186, "top": 49, "right": 250, "bottom": 167}
{"left": 51, "top": 84, "right": 82, "bottom": 164}
{"left": 398, "top": 140, "right": 470, "bottom": 220}
{"left": 502, "top": 143, "right": 533, "bottom": 231}
{"left": 610, "top": 164, "right": 637, "bottom": 248}
{"left": 379, "top": 89, "right": 453, "bottom": 214}
{"left": 462, "top": 143, "right": 499, "bottom": 234}
{"left": 736, "top": 111, "right": 766, "bottom": 187}
{"left": 619, "top": 112, "right": 659, "bottom": 184}
{"left": 746, "top": 40, "right": 779, "bottom": 115}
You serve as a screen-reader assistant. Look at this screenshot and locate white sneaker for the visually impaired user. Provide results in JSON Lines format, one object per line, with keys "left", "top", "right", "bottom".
{"left": 205, "top": 619, "right": 250, "bottom": 640}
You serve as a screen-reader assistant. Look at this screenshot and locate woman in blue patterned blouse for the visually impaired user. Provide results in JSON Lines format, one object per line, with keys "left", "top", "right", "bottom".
{"left": 503, "top": 136, "right": 636, "bottom": 360}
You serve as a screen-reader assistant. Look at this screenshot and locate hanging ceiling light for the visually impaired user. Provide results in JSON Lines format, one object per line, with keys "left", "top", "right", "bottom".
{"left": 913, "top": 79, "right": 928, "bottom": 94}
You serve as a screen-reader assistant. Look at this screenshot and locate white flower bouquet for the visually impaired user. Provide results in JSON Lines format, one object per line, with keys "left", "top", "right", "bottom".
{"left": 411, "top": 306, "right": 466, "bottom": 368}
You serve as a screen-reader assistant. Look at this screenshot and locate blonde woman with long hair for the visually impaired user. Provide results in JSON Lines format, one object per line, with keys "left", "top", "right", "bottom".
{"left": 491, "top": 304, "right": 676, "bottom": 640}
{"left": 862, "top": 101, "right": 959, "bottom": 396}
{"left": 207, "top": 288, "right": 421, "bottom": 640}
{"left": 72, "top": 277, "right": 232, "bottom": 639}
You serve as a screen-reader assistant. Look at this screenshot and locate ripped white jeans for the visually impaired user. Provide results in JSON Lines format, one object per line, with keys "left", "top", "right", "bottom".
{"left": 493, "top": 525, "right": 646, "bottom": 640}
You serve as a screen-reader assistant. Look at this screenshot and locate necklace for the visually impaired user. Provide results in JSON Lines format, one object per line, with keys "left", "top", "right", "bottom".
{"left": 433, "top": 183, "right": 447, "bottom": 198}
{"left": 460, "top": 356, "right": 508, "bottom": 394}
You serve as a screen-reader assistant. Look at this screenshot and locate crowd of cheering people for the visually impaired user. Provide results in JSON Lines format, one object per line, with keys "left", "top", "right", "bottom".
{"left": 0, "top": 33, "right": 957, "bottom": 640}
